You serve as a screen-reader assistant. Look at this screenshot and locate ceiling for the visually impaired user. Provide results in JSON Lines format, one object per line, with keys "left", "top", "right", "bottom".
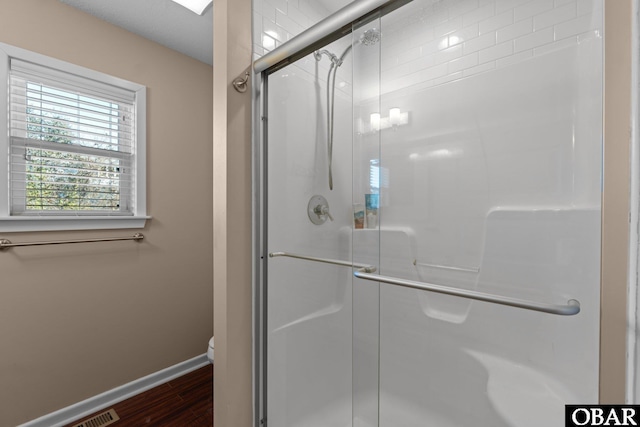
{"left": 59, "top": 0, "right": 213, "bottom": 65}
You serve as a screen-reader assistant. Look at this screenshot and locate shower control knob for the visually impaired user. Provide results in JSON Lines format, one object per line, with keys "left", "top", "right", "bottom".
{"left": 307, "top": 195, "right": 333, "bottom": 225}
{"left": 315, "top": 204, "right": 334, "bottom": 222}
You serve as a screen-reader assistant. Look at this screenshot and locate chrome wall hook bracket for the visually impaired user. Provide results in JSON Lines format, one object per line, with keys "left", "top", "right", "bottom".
{"left": 232, "top": 70, "right": 250, "bottom": 93}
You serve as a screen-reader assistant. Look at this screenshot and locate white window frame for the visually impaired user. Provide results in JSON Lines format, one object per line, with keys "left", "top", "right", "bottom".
{"left": 0, "top": 42, "right": 148, "bottom": 232}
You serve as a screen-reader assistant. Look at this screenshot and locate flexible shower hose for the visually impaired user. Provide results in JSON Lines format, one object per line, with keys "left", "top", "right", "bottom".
{"left": 327, "top": 61, "right": 338, "bottom": 190}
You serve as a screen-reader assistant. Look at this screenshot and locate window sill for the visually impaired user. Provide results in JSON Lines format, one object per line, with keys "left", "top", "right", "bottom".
{"left": 0, "top": 216, "right": 151, "bottom": 233}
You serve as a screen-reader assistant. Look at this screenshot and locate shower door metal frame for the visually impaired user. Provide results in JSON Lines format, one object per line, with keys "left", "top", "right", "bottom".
{"left": 252, "top": 1, "right": 411, "bottom": 426}
{"left": 253, "top": 68, "right": 267, "bottom": 427}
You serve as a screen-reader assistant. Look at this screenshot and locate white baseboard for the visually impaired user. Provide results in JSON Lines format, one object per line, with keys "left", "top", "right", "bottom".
{"left": 19, "top": 354, "right": 210, "bottom": 427}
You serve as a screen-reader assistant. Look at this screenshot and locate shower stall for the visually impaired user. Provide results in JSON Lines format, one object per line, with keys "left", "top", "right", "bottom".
{"left": 254, "top": 0, "right": 603, "bottom": 425}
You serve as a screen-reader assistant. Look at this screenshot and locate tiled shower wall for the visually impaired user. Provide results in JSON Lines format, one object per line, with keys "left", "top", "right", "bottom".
{"left": 253, "top": 0, "right": 601, "bottom": 94}
{"left": 253, "top": 0, "right": 351, "bottom": 58}
{"left": 381, "top": 0, "right": 602, "bottom": 93}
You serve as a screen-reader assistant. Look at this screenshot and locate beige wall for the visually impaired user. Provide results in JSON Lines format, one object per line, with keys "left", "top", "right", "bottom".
{"left": 213, "top": 0, "right": 254, "bottom": 425}
{"left": 601, "top": 0, "right": 632, "bottom": 403}
{"left": 0, "top": 1, "right": 213, "bottom": 425}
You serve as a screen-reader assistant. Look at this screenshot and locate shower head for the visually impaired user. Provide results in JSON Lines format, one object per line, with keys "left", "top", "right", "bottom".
{"left": 314, "top": 28, "right": 381, "bottom": 65}
{"left": 331, "top": 28, "right": 381, "bottom": 65}
{"left": 359, "top": 28, "right": 381, "bottom": 46}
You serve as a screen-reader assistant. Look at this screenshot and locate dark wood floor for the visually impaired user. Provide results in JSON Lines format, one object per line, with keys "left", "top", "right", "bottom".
{"left": 64, "top": 364, "right": 213, "bottom": 427}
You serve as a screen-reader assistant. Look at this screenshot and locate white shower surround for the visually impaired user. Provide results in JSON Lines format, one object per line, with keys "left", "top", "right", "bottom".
{"left": 262, "top": 0, "right": 603, "bottom": 426}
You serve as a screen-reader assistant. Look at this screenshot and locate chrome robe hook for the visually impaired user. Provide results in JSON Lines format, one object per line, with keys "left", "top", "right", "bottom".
{"left": 233, "top": 71, "right": 250, "bottom": 93}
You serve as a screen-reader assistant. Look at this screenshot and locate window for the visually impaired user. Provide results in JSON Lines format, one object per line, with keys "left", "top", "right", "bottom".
{"left": 369, "top": 158, "right": 389, "bottom": 194}
{"left": 0, "top": 43, "right": 147, "bottom": 232}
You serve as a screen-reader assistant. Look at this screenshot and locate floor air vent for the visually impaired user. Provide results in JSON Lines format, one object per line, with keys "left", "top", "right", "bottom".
{"left": 72, "top": 408, "right": 120, "bottom": 427}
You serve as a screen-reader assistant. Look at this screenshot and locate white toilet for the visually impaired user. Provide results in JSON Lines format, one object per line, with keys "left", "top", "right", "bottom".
{"left": 207, "top": 337, "right": 214, "bottom": 363}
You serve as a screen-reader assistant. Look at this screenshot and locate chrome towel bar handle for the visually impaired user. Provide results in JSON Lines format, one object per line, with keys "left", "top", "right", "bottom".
{"left": 353, "top": 269, "right": 580, "bottom": 316}
{"left": 268, "top": 251, "right": 580, "bottom": 316}
{"left": 0, "top": 233, "right": 144, "bottom": 249}
{"left": 269, "top": 251, "right": 376, "bottom": 272}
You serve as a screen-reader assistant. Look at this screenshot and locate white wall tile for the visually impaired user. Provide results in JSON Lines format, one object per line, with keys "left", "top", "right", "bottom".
{"left": 423, "top": 6, "right": 450, "bottom": 27}
{"left": 385, "top": 54, "right": 436, "bottom": 79}
{"left": 577, "top": 29, "right": 601, "bottom": 44}
{"left": 254, "top": 12, "right": 263, "bottom": 44}
{"left": 419, "top": 62, "right": 448, "bottom": 81}
{"left": 253, "top": 0, "right": 263, "bottom": 15}
{"left": 422, "top": 37, "right": 448, "bottom": 56}
{"left": 262, "top": 1, "right": 277, "bottom": 24}
{"left": 479, "top": 10, "right": 514, "bottom": 34}
{"left": 390, "top": 26, "right": 419, "bottom": 46}
{"left": 533, "top": 34, "right": 577, "bottom": 56}
{"left": 382, "top": 55, "right": 400, "bottom": 72}
{"left": 263, "top": 17, "right": 287, "bottom": 42}
{"left": 514, "top": 0, "right": 554, "bottom": 22}
{"left": 434, "top": 15, "right": 463, "bottom": 38}
{"left": 449, "top": 0, "right": 481, "bottom": 18}
{"left": 463, "top": 61, "right": 496, "bottom": 76}
{"left": 403, "top": 25, "right": 435, "bottom": 50}
{"left": 253, "top": 0, "right": 599, "bottom": 94}
{"left": 479, "top": 40, "right": 513, "bottom": 63}
{"left": 462, "top": 32, "right": 496, "bottom": 54}
{"left": 382, "top": 27, "right": 402, "bottom": 46}
{"left": 386, "top": 3, "right": 415, "bottom": 24}
{"left": 298, "top": 0, "right": 325, "bottom": 23}
{"left": 276, "top": 9, "right": 304, "bottom": 35}
{"left": 463, "top": 3, "right": 496, "bottom": 27}
{"left": 261, "top": 33, "right": 276, "bottom": 51}
{"left": 577, "top": 0, "right": 595, "bottom": 16}
{"left": 397, "top": 46, "right": 422, "bottom": 66}
{"left": 406, "top": 27, "right": 436, "bottom": 50}
{"left": 495, "top": 48, "right": 533, "bottom": 67}
{"left": 514, "top": 27, "right": 554, "bottom": 52}
{"left": 496, "top": 18, "right": 532, "bottom": 43}
{"left": 382, "top": 73, "right": 433, "bottom": 95}
{"left": 533, "top": 2, "right": 576, "bottom": 31}
{"left": 448, "top": 52, "right": 479, "bottom": 73}
{"left": 287, "top": 5, "right": 311, "bottom": 29}
{"left": 266, "top": 0, "right": 287, "bottom": 15}
{"left": 433, "top": 71, "right": 464, "bottom": 86}
{"left": 495, "top": 0, "right": 531, "bottom": 15}
{"left": 435, "top": 45, "right": 463, "bottom": 64}
{"left": 450, "top": 24, "right": 480, "bottom": 46}
{"left": 554, "top": 14, "right": 595, "bottom": 40}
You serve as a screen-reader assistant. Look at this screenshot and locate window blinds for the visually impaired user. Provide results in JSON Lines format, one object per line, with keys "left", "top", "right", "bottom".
{"left": 8, "top": 59, "right": 136, "bottom": 215}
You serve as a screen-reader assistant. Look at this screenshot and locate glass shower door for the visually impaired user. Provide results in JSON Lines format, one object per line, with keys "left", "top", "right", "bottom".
{"left": 352, "top": 0, "right": 603, "bottom": 426}
{"left": 265, "top": 33, "right": 357, "bottom": 427}
{"left": 264, "top": 0, "right": 603, "bottom": 425}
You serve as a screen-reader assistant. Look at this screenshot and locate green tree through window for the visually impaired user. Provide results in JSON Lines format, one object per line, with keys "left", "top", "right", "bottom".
{"left": 22, "top": 85, "right": 124, "bottom": 212}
